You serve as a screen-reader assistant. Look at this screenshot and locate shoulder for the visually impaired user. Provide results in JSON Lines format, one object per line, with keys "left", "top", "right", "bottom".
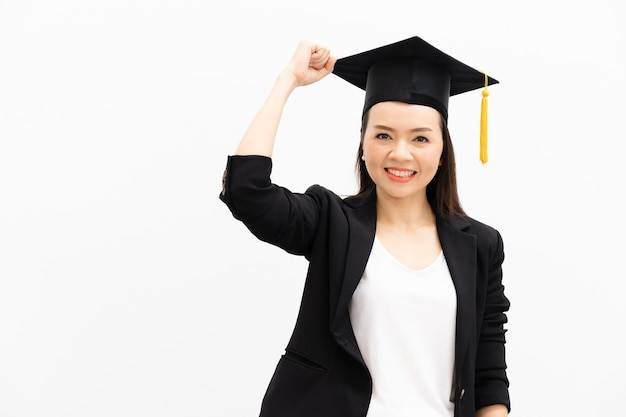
{"left": 439, "top": 214, "right": 504, "bottom": 250}
{"left": 304, "top": 184, "right": 374, "bottom": 210}
{"left": 464, "top": 216, "right": 505, "bottom": 263}
{"left": 464, "top": 216, "right": 501, "bottom": 240}
{"left": 304, "top": 184, "right": 341, "bottom": 200}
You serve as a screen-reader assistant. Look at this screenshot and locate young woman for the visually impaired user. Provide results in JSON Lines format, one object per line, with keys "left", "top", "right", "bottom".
{"left": 220, "top": 36, "right": 511, "bottom": 417}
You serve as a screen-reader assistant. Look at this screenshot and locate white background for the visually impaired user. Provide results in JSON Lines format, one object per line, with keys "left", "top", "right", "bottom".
{"left": 1, "top": 1, "right": 624, "bottom": 416}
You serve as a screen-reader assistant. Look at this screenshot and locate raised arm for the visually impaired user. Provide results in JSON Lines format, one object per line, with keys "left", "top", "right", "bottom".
{"left": 234, "top": 40, "right": 337, "bottom": 157}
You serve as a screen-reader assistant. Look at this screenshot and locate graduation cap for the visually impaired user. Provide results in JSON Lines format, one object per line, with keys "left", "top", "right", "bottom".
{"left": 332, "top": 36, "right": 498, "bottom": 164}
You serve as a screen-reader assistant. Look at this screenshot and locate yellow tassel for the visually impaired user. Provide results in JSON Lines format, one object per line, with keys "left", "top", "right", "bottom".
{"left": 480, "top": 72, "right": 489, "bottom": 165}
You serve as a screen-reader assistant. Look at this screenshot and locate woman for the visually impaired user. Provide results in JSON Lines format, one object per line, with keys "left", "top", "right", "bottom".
{"left": 220, "top": 36, "right": 510, "bottom": 417}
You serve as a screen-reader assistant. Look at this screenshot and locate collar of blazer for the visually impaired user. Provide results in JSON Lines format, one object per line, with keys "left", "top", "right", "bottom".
{"left": 331, "top": 192, "right": 477, "bottom": 375}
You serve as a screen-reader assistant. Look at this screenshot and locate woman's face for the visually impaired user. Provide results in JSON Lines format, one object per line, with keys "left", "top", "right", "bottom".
{"left": 361, "top": 101, "right": 443, "bottom": 202}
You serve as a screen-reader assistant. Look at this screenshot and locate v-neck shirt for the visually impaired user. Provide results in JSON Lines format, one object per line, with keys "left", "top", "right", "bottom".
{"left": 349, "top": 236, "right": 457, "bottom": 417}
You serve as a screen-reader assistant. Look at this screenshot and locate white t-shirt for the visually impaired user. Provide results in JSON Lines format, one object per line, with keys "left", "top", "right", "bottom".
{"left": 349, "top": 236, "right": 457, "bottom": 417}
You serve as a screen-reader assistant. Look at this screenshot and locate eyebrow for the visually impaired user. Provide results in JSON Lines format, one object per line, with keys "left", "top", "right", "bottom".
{"left": 371, "top": 124, "right": 433, "bottom": 133}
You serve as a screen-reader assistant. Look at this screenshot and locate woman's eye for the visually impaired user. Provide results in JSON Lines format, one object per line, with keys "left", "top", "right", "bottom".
{"left": 413, "top": 136, "right": 429, "bottom": 143}
{"left": 376, "top": 133, "right": 391, "bottom": 140}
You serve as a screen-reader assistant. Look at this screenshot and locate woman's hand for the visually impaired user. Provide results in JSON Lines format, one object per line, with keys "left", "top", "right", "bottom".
{"left": 476, "top": 404, "right": 508, "bottom": 417}
{"left": 234, "top": 40, "right": 336, "bottom": 157}
{"left": 283, "top": 40, "right": 337, "bottom": 87}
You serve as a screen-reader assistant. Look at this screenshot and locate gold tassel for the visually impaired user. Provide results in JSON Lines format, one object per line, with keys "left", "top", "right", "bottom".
{"left": 480, "top": 72, "right": 489, "bottom": 165}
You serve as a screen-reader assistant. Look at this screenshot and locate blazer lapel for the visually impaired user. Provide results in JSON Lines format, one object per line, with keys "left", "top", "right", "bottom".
{"left": 329, "top": 198, "right": 477, "bottom": 372}
{"left": 437, "top": 216, "right": 477, "bottom": 375}
{"left": 331, "top": 194, "right": 377, "bottom": 365}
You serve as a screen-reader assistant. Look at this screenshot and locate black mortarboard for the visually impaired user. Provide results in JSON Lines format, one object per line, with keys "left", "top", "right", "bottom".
{"left": 333, "top": 36, "right": 499, "bottom": 163}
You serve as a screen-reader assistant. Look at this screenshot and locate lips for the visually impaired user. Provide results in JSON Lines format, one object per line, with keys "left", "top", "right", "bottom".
{"left": 385, "top": 168, "right": 416, "bottom": 182}
{"left": 386, "top": 168, "right": 415, "bottom": 177}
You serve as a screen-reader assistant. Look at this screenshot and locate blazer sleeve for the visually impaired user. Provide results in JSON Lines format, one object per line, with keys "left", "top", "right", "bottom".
{"left": 474, "top": 228, "right": 511, "bottom": 411}
{"left": 219, "top": 155, "right": 322, "bottom": 257}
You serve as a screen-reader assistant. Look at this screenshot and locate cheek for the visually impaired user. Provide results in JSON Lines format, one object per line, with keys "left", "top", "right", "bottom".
{"left": 430, "top": 141, "right": 444, "bottom": 163}
{"left": 417, "top": 143, "right": 443, "bottom": 159}
{"left": 435, "top": 148, "right": 444, "bottom": 164}
{"left": 418, "top": 148, "right": 444, "bottom": 173}
{"left": 361, "top": 141, "right": 378, "bottom": 161}
{"left": 361, "top": 145, "right": 380, "bottom": 177}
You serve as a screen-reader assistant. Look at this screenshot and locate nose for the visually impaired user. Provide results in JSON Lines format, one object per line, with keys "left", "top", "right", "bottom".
{"left": 389, "top": 139, "right": 412, "bottom": 160}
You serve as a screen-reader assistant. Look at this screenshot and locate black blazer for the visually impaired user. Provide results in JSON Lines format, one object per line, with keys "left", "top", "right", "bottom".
{"left": 220, "top": 155, "right": 510, "bottom": 417}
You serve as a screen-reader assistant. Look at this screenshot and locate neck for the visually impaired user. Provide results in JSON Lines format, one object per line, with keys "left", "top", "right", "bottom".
{"left": 375, "top": 193, "right": 436, "bottom": 228}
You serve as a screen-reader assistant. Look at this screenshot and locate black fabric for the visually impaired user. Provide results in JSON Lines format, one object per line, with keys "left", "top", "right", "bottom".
{"left": 220, "top": 155, "right": 510, "bottom": 417}
{"left": 332, "top": 36, "right": 498, "bottom": 118}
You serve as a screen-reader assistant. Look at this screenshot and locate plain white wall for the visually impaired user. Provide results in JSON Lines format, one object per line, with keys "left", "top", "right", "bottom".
{"left": 1, "top": 1, "right": 624, "bottom": 416}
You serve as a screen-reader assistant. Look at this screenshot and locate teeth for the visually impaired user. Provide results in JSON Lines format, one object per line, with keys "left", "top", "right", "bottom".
{"left": 387, "top": 168, "right": 415, "bottom": 177}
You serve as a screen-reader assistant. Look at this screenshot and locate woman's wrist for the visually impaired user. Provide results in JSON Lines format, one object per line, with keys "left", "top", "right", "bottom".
{"left": 275, "top": 69, "right": 299, "bottom": 93}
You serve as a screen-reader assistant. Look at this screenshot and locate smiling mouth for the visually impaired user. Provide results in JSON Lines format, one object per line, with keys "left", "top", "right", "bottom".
{"left": 385, "top": 168, "right": 416, "bottom": 178}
